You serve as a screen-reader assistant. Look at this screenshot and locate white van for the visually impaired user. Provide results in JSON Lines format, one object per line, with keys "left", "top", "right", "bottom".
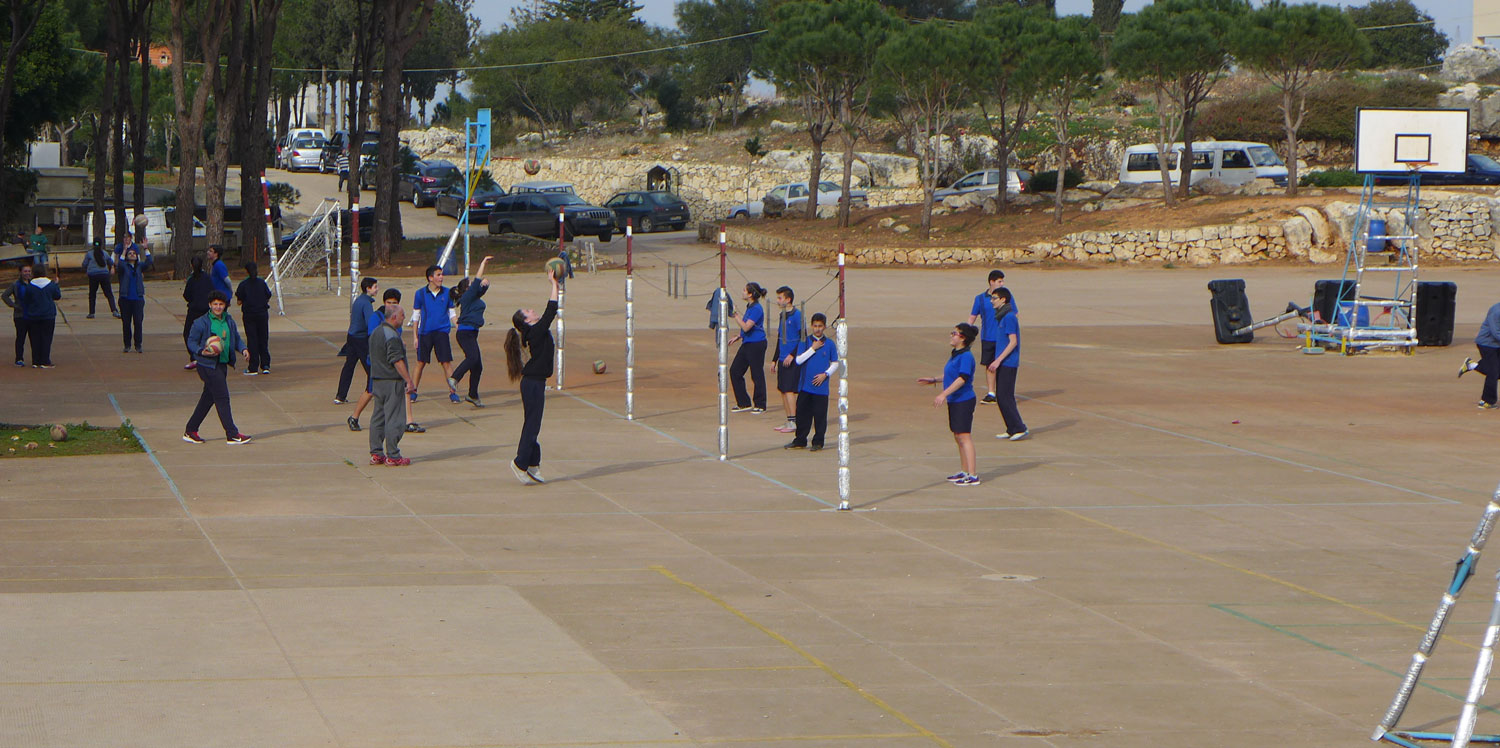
{"left": 83, "top": 207, "right": 205, "bottom": 250}
{"left": 1118, "top": 141, "right": 1288, "bottom": 188}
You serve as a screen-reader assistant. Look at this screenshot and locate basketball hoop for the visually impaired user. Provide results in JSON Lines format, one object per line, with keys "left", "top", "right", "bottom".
{"left": 1404, "top": 161, "right": 1433, "bottom": 173}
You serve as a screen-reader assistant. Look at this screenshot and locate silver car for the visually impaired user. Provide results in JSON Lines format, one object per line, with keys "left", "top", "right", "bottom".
{"left": 283, "top": 136, "right": 326, "bottom": 172}
{"left": 727, "top": 180, "right": 868, "bottom": 219}
{"left": 934, "top": 169, "right": 1031, "bottom": 200}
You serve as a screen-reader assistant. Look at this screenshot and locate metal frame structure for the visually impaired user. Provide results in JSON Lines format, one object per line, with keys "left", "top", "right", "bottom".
{"left": 1374, "top": 484, "right": 1500, "bottom": 748}
{"left": 271, "top": 197, "right": 342, "bottom": 309}
{"left": 1299, "top": 172, "right": 1421, "bottom": 353}
{"left": 462, "top": 108, "right": 491, "bottom": 278}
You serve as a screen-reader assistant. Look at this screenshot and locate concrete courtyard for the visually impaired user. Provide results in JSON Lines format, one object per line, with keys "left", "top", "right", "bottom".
{"left": 5, "top": 235, "right": 1500, "bottom": 747}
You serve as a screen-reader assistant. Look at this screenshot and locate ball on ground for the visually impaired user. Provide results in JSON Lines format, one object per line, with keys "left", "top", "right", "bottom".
{"left": 49, "top": 424, "right": 67, "bottom": 442}
{"left": 592, "top": 360, "right": 606, "bottom": 374}
{"left": 545, "top": 257, "right": 567, "bottom": 280}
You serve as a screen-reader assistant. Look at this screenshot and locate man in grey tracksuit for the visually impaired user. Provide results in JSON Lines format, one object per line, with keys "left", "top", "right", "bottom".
{"left": 368, "top": 303, "right": 416, "bottom": 465}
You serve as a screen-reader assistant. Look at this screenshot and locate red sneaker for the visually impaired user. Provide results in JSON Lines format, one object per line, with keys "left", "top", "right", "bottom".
{"left": 385, "top": 456, "right": 411, "bottom": 467}
{"left": 369, "top": 453, "right": 386, "bottom": 465}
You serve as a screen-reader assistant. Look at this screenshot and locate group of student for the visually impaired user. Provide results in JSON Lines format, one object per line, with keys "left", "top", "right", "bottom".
{"left": 917, "top": 269, "right": 1026, "bottom": 486}
{"left": 723, "top": 282, "right": 841, "bottom": 452}
{"left": 334, "top": 260, "right": 558, "bottom": 483}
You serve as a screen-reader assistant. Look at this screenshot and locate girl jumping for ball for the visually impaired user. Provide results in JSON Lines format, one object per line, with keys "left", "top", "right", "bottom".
{"left": 504, "top": 271, "right": 560, "bottom": 485}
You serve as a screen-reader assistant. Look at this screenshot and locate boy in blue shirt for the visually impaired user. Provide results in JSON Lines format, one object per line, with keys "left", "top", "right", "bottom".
{"left": 918, "top": 323, "right": 980, "bottom": 485}
{"left": 784, "top": 313, "right": 839, "bottom": 452}
{"left": 207, "top": 245, "right": 233, "bottom": 297}
{"left": 410, "top": 264, "right": 461, "bottom": 404}
{"left": 773, "top": 286, "right": 802, "bottom": 433}
{"left": 968, "top": 269, "right": 1018, "bottom": 404}
{"left": 336, "top": 277, "right": 380, "bottom": 403}
{"left": 986, "top": 287, "right": 1028, "bottom": 440}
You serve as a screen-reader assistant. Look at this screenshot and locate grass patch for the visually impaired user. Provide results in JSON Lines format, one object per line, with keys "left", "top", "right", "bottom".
{"left": 1, "top": 421, "right": 144, "bottom": 459}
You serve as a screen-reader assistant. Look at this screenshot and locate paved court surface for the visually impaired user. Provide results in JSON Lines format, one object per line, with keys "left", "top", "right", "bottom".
{"left": 7, "top": 237, "right": 1500, "bottom": 747}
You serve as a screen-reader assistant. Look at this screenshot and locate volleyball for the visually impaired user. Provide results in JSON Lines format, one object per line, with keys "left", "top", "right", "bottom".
{"left": 523, "top": 158, "right": 541, "bottom": 175}
{"left": 545, "top": 257, "right": 567, "bottom": 280}
{"left": 592, "top": 360, "right": 606, "bottom": 374}
{"left": 203, "top": 335, "right": 223, "bottom": 356}
{"left": 49, "top": 424, "right": 68, "bottom": 442}
{"left": 132, "top": 213, "right": 149, "bottom": 228}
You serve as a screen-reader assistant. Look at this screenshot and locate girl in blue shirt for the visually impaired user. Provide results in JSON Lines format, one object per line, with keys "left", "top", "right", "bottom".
{"left": 918, "top": 323, "right": 980, "bottom": 486}
{"left": 449, "top": 256, "right": 492, "bottom": 407}
{"left": 728, "top": 282, "right": 769, "bottom": 413}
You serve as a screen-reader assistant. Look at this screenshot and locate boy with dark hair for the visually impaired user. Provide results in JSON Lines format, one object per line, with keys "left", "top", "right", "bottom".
{"left": 773, "top": 285, "right": 801, "bottom": 433}
{"left": 207, "top": 245, "right": 233, "bottom": 297}
{"left": 784, "top": 312, "right": 839, "bottom": 452}
{"left": 411, "top": 264, "right": 460, "bottom": 404}
{"left": 3, "top": 264, "right": 33, "bottom": 366}
{"left": 184, "top": 290, "right": 252, "bottom": 445}
{"left": 235, "top": 261, "right": 274, "bottom": 375}
{"left": 335, "top": 276, "right": 380, "bottom": 403}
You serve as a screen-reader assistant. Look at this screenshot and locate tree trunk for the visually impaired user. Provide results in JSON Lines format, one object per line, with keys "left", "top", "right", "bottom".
{"left": 132, "top": 0, "right": 152, "bottom": 217}
{"left": 1177, "top": 97, "right": 1195, "bottom": 200}
{"left": 836, "top": 94, "right": 857, "bottom": 229}
{"left": 805, "top": 131, "right": 825, "bottom": 220}
{"left": 169, "top": 0, "right": 229, "bottom": 277}
{"left": 1052, "top": 99, "right": 1070, "bottom": 225}
{"left": 344, "top": 0, "right": 379, "bottom": 268}
{"left": 373, "top": 0, "right": 436, "bottom": 266}
{"left": 1153, "top": 88, "right": 1176, "bottom": 208}
{"left": 238, "top": 0, "right": 285, "bottom": 265}
{"left": 111, "top": 42, "right": 129, "bottom": 240}
{"left": 204, "top": 0, "right": 245, "bottom": 248}
{"left": 1282, "top": 87, "right": 1300, "bottom": 197}
{"left": 0, "top": 0, "right": 49, "bottom": 207}
{"left": 90, "top": 7, "right": 119, "bottom": 248}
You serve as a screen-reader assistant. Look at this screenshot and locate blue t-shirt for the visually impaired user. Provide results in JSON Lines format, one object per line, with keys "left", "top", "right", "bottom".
{"left": 997, "top": 312, "right": 1020, "bottom": 367}
{"left": 796, "top": 336, "right": 838, "bottom": 395}
{"left": 413, "top": 285, "right": 452, "bottom": 335}
{"left": 210, "top": 259, "right": 232, "bottom": 296}
{"left": 971, "top": 291, "right": 999, "bottom": 342}
{"left": 366, "top": 305, "right": 384, "bottom": 336}
{"left": 943, "top": 348, "right": 976, "bottom": 402}
{"left": 776, "top": 307, "right": 803, "bottom": 359}
{"left": 741, "top": 302, "right": 766, "bottom": 343}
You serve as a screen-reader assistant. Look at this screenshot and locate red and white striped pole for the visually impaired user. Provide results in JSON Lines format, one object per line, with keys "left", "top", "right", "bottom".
{"left": 625, "top": 219, "right": 634, "bottom": 421}
{"left": 554, "top": 206, "right": 566, "bottom": 390}
{"left": 717, "top": 225, "right": 728, "bottom": 461}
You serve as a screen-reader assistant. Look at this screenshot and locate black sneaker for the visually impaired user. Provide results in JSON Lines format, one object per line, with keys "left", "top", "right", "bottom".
{"left": 13, "top": 359, "right": 23, "bottom": 367}
{"left": 730, "top": 405, "right": 753, "bottom": 413}
{"left": 809, "top": 444, "right": 824, "bottom": 452}
{"left": 1461, "top": 357, "right": 1475, "bottom": 378}
{"left": 405, "top": 423, "right": 426, "bottom": 433}
{"left": 226, "top": 433, "right": 253, "bottom": 445}
{"left": 784, "top": 441, "right": 806, "bottom": 450}
{"left": 981, "top": 393, "right": 997, "bottom": 403}
{"left": 85, "top": 313, "right": 95, "bottom": 319}
{"left": 347, "top": 416, "right": 361, "bottom": 432}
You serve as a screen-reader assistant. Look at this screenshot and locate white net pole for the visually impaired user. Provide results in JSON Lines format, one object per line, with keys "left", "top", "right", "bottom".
{"left": 349, "top": 199, "right": 360, "bottom": 297}
{"left": 835, "top": 250, "right": 850, "bottom": 511}
{"left": 625, "top": 220, "right": 635, "bottom": 421}
{"left": 261, "top": 176, "right": 285, "bottom": 316}
{"left": 717, "top": 228, "right": 728, "bottom": 461}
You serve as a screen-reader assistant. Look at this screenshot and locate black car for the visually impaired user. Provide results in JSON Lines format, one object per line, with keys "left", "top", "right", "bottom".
{"left": 1375, "top": 155, "right": 1500, "bottom": 186}
{"left": 435, "top": 184, "right": 506, "bottom": 223}
{"left": 604, "top": 190, "right": 691, "bottom": 233}
{"left": 277, "top": 207, "right": 376, "bottom": 253}
{"left": 488, "top": 192, "right": 617, "bottom": 242}
{"left": 357, "top": 144, "right": 415, "bottom": 190}
{"left": 398, "top": 160, "right": 461, "bottom": 208}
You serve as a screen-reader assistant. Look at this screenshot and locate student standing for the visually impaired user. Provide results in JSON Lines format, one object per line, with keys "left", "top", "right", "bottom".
{"left": 968, "top": 270, "right": 1008, "bottom": 403}
{"left": 773, "top": 286, "right": 802, "bottom": 433}
{"left": 81, "top": 240, "right": 119, "bottom": 319}
{"left": 918, "top": 323, "right": 981, "bottom": 486}
{"left": 504, "top": 272, "right": 559, "bottom": 485}
{"left": 449, "top": 256, "right": 492, "bottom": 407}
{"left": 207, "top": 245, "right": 233, "bottom": 298}
{"left": 728, "top": 282, "right": 769, "bottom": 413}
{"left": 1461, "top": 301, "right": 1500, "bottom": 409}
{"left": 3, "top": 264, "right": 31, "bottom": 366}
{"left": 27, "top": 225, "right": 48, "bottom": 269}
{"left": 411, "top": 264, "right": 460, "bottom": 404}
{"left": 368, "top": 303, "right": 416, "bottom": 466}
{"left": 117, "top": 244, "right": 152, "bottom": 353}
{"left": 987, "top": 287, "right": 1028, "bottom": 440}
{"left": 20, "top": 265, "right": 60, "bottom": 368}
{"left": 181, "top": 254, "right": 214, "bottom": 370}
{"left": 183, "top": 291, "right": 252, "bottom": 445}
{"left": 235, "top": 261, "right": 273, "bottom": 375}
{"left": 335, "top": 277, "right": 380, "bottom": 404}
{"left": 785, "top": 312, "right": 839, "bottom": 451}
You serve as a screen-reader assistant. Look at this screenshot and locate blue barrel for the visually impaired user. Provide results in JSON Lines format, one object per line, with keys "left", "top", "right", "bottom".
{"left": 1367, "top": 218, "right": 1387, "bottom": 252}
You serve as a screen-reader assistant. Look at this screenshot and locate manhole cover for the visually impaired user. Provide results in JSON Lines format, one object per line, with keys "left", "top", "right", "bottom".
{"left": 982, "top": 573, "right": 1038, "bottom": 582}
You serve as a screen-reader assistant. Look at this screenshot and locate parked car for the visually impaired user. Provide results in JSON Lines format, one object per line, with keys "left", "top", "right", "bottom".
{"left": 727, "top": 181, "right": 868, "bottom": 219}
{"left": 509, "top": 180, "right": 576, "bottom": 194}
{"left": 276, "top": 207, "right": 375, "bottom": 253}
{"left": 281, "top": 135, "right": 327, "bottom": 171}
{"left": 605, "top": 190, "right": 691, "bottom": 232}
{"left": 320, "top": 130, "right": 372, "bottom": 174}
{"left": 435, "top": 184, "right": 506, "bottom": 222}
{"left": 1374, "top": 154, "right": 1500, "bottom": 186}
{"left": 276, "top": 128, "right": 326, "bottom": 167}
{"left": 934, "top": 169, "right": 1031, "bottom": 200}
{"left": 488, "top": 191, "right": 616, "bottom": 242}
{"left": 397, "top": 160, "right": 462, "bottom": 207}
{"left": 1117, "top": 140, "right": 1288, "bottom": 188}
{"left": 348, "top": 141, "right": 381, "bottom": 187}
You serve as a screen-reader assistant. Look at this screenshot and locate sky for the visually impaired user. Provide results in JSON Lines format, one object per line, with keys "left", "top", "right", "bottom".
{"left": 470, "top": 0, "right": 1471, "bottom": 49}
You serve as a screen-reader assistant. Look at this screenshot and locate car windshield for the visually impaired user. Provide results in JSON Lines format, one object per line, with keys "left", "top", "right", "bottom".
{"left": 429, "top": 166, "right": 459, "bottom": 179}
{"left": 360, "top": 142, "right": 378, "bottom": 154}
{"left": 543, "top": 194, "right": 589, "bottom": 207}
{"left": 293, "top": 138, "right": 322, "bottom": 148}
{"left": 1247, "top": 146, "right": 1283, "bottom": 167}
{"left": 648, "top": 192, "right": 682, "bottom": 205}
{"left": 1473, "top": 154, "right": 1500, "bottom": 171}
{"left": 817, "top": 181, "right": 839, "bottom": 192}
{"left": 470, "top": 186, "right": 504, "bottom": 198}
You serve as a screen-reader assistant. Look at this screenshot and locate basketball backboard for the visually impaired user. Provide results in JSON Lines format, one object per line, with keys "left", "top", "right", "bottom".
{"left": 1355, "top": 108, "right": 1469, "bottom": 174}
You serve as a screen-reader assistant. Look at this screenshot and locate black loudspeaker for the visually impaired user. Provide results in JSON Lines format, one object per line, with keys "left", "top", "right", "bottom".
{"left": 1208, "top": 279, "right": 1253, "bottom": 344}
{"left": 1415, "top": 281, "right": 1457, "bottom": 347}
{"left": 1313, "top": 279, "right": 1356, "bottom": 324}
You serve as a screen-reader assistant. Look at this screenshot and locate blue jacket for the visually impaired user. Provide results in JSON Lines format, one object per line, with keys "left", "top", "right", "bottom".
{"left": 186, "top": 311, "right": 246, "bottom": 369}
{"left": 1479, "top": 303, "right": 1500, "bottom": 348}
{"left": 118, "top": 254, "right": 153, "bottom": 301}
{"left": 348, "top": 293, "right": 376, "bottom": 335}
{"left": 456, "top": 282, "right": 488, "bottom": 330}
{"left": 81, "top": 251, "right": 113, "bottom": 278}
{"left": 20, "top": 279, "right": 60, "bottom": 320}
{"left": 706, "top": 288, "right": 735, "bottom": 330}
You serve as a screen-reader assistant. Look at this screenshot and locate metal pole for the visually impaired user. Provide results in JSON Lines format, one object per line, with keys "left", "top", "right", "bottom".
{"left": 667, "top": 263, "right": 673, "bottom": 299}
{"left": 556, "top": 283, "right": 566, "bottom": 391}
{"left": 334, "top": 208, "right": 342, "bottom": 295}
{"left": 557, "top": 205, "right": 565, "bottom": 256}
{"left": 463, "top": 154, "right": 472, "bottom": 278}
{"left": 625, "top": 220, "right": 635, "bottom": 421}
{"left": 682, "top": 268, "right": 688, "bottom": 299}
{"left": 1454, "top": 572, "right": 1500, "bottom": 748}
{"left": 262, "top": 176, "right": 285, "bottom": 316}
{"left": 717, "top": 227, "right": 728, "bottom": 462}
{"left": 349, "top": 199, "right": 360, "bottom": 298}
{"left": 835, "top": 249, "right": 850, "bottom": 511}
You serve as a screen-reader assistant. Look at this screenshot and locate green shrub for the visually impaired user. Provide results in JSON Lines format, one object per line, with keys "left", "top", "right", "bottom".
{"left": 1300, "top": 169, "right": 1362, "bottom": 187}
{"left": 1196, "top": 74, "right": 1446, "bottom": 145}
{"left": 1028, "top": 168, "right": 1084, "bottom": 193}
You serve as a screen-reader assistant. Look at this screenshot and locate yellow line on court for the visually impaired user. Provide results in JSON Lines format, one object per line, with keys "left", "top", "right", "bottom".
{"left": 0, "top": 665, "right": 821, "bottom": 688}
{"left": 651, "top": 565, "right": 955, "bottom": 748}
{"left": 1057, "top": 509, "right": 1476, "bottom": 651}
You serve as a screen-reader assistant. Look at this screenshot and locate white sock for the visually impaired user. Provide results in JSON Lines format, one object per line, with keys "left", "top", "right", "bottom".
{"left": 1471, "top": 362, "right": 1480, "bottom": 371}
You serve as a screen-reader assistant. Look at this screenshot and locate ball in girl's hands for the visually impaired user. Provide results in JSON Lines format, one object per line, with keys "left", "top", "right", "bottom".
{"left": 545, "top": 257, "right": 567, "bottom": 280}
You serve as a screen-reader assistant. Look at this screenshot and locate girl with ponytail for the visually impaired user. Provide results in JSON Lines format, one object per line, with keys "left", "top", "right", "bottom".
{"left": 505, "top": 270, "right": 560, "bottom": 485}
{"left": 727, "top": 281, "right": 769, "bottom": 413}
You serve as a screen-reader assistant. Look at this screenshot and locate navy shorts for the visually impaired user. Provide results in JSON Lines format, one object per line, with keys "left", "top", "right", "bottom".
{"left": 947, "top": 398, "right": 976, "bottom": 434}
{"left": 979, "top": 341, "right": 997, "bottom": 367}
{"left": 776, "top": 360, "right": 801, "bottom": 394}
{"left": 417, "top": 330, "right": 452, "bottom": 364}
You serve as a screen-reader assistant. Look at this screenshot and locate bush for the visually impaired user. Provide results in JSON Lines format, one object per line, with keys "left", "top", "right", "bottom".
{"left": 1028, "top": 168, "right": 1084, "bottom": 193}
{"left": 1300, "top": 169, "right": 1362, "bottom": 187}
{"left": 1196, "top": 74, "right": 1446, "bottom": 145}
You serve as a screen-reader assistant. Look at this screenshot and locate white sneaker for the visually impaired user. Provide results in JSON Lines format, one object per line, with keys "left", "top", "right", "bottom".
{"left": 526, "top": 467, "right": 546, "bottom": 484}
{"left": 1008, "top": 430, "right": 1030, "bottom": 441}
{"left": 510, "top": 461, "right": 536, "bottom": 485}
